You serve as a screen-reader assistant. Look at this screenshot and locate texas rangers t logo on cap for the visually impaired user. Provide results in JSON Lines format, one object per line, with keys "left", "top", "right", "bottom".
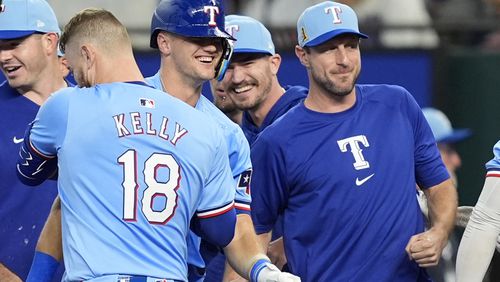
{"left": 0, "top": 0, "right": 5, "bottom": 13}
{"left": 225, "top": 24, "right": 239, "bottom": 38}
{"left": 325, "top": 6, "right": 342, "bottom": 24}
{"left": 204, "top": 6, "right": 219, "bottom": 27}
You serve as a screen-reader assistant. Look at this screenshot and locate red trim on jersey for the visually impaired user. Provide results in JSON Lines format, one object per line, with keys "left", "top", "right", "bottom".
{"left": 29, "top": 139, "right": 55, "bottom": 159}
{"left": 235, "top": 202, "right": 251, "bottom": 211}
{"left": 486, "top": 171, "right": 500, "bottom": 178}
{"left": 197, "top": 201, "right": 235, "bottom": 219}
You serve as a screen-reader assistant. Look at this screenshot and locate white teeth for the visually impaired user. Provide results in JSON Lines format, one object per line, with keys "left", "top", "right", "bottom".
{"left": 234, "top": 85, "right": 252, "bottom": 93}
{"left": 198, "top": 56, "right": 213, "bottom": 63}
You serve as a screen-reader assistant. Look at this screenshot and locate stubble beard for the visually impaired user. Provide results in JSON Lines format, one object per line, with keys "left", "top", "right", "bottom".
{"left": 231, "top": 77, "right": 272, "bottom": 112}
{"left": 312, "top": 68, "right": 359, "bottom": 98}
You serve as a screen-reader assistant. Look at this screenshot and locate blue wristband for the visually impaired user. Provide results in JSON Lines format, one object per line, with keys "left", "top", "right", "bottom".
{"left": 250, "top": 258, "right": 270, "bottom": 282}
{"left": 26, "top": 251, "right": 60, "bottom": 282}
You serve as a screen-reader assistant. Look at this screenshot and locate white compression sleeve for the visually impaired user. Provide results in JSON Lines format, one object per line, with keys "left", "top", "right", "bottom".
{"left": 456, "top": 177, "right": 500, "bottom": 282}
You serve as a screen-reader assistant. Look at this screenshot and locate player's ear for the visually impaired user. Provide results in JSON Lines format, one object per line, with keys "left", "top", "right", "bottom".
{"left": 80, "top": 45, "right": 95, "bottom": 70}
{"left": 42, "top": 32, "right": 59, "bottom": 57}
{"left": 269, "top": 54, "right": 281, "bottom": 75}
{"left": 295, "top": 45, "right": 310, "bottom": 68}
{"left": 157, "top": 31, "right": 172, "bottom": 56}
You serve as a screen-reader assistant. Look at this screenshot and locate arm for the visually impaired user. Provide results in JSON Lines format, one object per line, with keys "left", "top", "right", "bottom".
{"left": 26, "top": 197, "right": 62, "bottom": 282}
{"left": 456, "top": 176, "right": 500, "bottom": 282}
{"left": 0, "top": 264, "right": 21, "bottom": 282}
{"left": 405, "top": 178, "right": 457, "bottom": 267}
{"left": 223, "top": 224, "right": 298, "bottom": 282}
{"left": 267, "top": 237, "right": 287, "bottom": 270}
{"left": 222, "top": 214, "right": 264, "bottom": 281}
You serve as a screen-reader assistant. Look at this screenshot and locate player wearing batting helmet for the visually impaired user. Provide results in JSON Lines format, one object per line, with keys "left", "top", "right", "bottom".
{"left": 146, "top": 1, "right": 300, "bottom": 282}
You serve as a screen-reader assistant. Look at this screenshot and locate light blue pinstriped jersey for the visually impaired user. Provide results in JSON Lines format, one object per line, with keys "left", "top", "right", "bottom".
{"left": 28, "top": 82, "right": 235, "bottom": 281}
{"left": 146, "top": 73, "right": 252, "bottom": 273}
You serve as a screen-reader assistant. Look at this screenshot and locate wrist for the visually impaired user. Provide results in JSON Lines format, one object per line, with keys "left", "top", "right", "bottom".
{"left": 26, "top": 251, "right": 59, "bottom": 282}
{"left": 249, "top": 258, "right": 271, "bottom": 282}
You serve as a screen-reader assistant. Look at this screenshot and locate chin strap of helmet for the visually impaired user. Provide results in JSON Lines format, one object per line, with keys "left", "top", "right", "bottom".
{"left": 214, "top": 38, "right": 234, "bottom": 81}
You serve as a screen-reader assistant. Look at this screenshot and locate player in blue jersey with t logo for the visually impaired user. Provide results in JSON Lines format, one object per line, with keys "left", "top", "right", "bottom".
{"left": 250, "top": 1, "right": 458, "bottom": 281}
{"left": 0, "top": 0, "right": 68, "bottom": 280}
{"left": 17, "top": 8, "right": 242, "bottom": 282}
{"left": 206, "top": 15, "right": 308, "bottom": 280}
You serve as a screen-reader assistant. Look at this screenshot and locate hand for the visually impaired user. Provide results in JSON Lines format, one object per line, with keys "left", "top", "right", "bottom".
{"left": 257, "top": 263, "right": 300, "bottom": 282}
{"left": 268, "top": 237, "right": 287, "bottom": 270}
{"left": 0, "top": 264, "right": 22, "bottom": 282}
{"left": 405, "top": 228, "right": 448, "bottom": 267}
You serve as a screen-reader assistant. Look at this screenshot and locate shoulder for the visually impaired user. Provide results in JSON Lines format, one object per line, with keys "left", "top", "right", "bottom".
{"left": 258, "top": 103, "right": 303, "bottom": 143}
{"left": 0, "top": 80, "right": 19, "bottom": 100}
{"left": 358, "top": 84, "right": 410, "bottom": 99}
{"left": 197, "top": 95, "right": 244, "bottom": 134}
{"left": 144, "top": 72, "right": 162, "bottom": 90}
{"left": 284, "top": 85, "right": 308, "bottom": 98}
{"left": 358, "top": 84, "right": 417, "bottom": 111}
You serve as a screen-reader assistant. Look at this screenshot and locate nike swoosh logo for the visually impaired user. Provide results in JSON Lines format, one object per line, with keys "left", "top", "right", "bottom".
{"left": 355, "top": 173, "right": 375, "bottom": 186}
{"left": 13, "top": 136, "right": 24, "bottom": 144}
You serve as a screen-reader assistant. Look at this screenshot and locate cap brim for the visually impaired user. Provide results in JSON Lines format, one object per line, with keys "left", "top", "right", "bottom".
{"left": 234, "top": 48, "right": 273, "bottom": 55}
{"left": 437, "top": 129, "right": 472, "bottom": 143}
{"left": 0, "top": 30, "right": 36, "bottom": 40}
{"left": 214, "top": 27, "right": 236, "bottom": 41}
{"left": 304, "top": 29, "right": 368, "bottom": 47}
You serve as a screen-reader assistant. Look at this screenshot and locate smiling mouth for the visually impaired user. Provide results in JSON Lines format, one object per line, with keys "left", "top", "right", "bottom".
{"left": 4, "top": 66, "right": 21, "bottom": 74}
{"left": 197, "top": 56, "right": 214, "bottom": 63}
{"left": 233, "top": 85, "right": 253, "bottom": 94}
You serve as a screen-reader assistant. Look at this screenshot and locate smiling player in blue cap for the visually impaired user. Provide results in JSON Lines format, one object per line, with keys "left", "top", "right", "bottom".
{"left": 206, "top": 14, "right": 308, "bottom": 281}
{"left": 250, "top": 1, "right": 458, "bottom": 281}
{"left": 0, "top": 0, "right": 67, "bottom": 280}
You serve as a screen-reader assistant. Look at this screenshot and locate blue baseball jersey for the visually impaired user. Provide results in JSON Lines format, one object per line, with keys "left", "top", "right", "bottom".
{"left": 146, "top": 73, "right": 252, "bottom": 278}
{"left": 251, "top": 84, "right": 450, "bottom": 282}
{"left": 486, "top": 140, "right": 500, "bottom": 173}
{"left": 242, "top": 85, "right": 308, "bottom": 144}
{"left": 0, "top": 81, "right": 63, "bottom": 281}
{"left": 20, "top": 82, "right": 236, "bottom": 282}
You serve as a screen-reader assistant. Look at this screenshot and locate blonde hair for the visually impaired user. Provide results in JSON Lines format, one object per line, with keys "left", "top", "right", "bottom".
{"left": 59, "top": 8, "right": 131, "bottom": 54}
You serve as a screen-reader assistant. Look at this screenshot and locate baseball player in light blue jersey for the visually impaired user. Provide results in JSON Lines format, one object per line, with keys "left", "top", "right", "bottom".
{"left": 145, "top": 1, "right": 271, "bottom": 281}
{"left": 457, "top": 140, "right": 500, "bottom": 281}
{"left": 17, "top": 8, "right": 237, "bottom": 282}
{"left": 0, "top": 0, "right": 67, "bottom": 280}
{"left": 24, "top": 2, "right": 299, "bottom": 282}
{"left": 251, "top": 2, "right": 457, "bottom": 281}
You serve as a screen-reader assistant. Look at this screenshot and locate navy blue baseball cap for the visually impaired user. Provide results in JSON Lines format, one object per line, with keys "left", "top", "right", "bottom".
{"left": 225, "top": 15, "right": 275, "bottom": 55}
{"left": 0, "top": 0, "right": 60, "bottom": 40}
{"left": 422, "top": 108, "right": 471, "bottom": 143}
{"left": 297, "top": 1, "right": 367, "bottom": 47}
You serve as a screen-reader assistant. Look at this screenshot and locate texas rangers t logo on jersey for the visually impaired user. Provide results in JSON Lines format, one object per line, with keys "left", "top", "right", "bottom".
{"left": 204, "top": 6, "right": 219, "bottom": 27}
{"left": 337, "top": 135, "right": 370, "bottom": 170}
{"left": 324, "top": 6, "right": 343, "bottom": 24}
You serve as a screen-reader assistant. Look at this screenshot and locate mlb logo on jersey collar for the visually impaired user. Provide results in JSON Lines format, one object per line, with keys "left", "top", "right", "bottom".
{"left": 297, "top": 1, "right": 367, "bottom": 47}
